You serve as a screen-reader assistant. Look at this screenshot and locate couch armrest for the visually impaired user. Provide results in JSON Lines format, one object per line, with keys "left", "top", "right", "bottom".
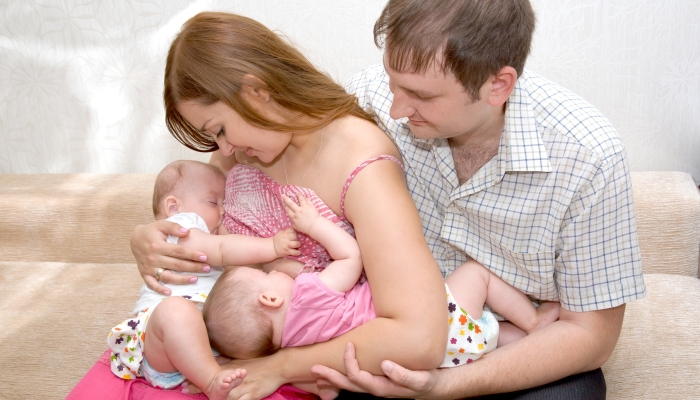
{"left": 631, "top": 171, "right": 700, "bottom": 277}
{"left": 603, "top": 273, "right": 700, "bottom": 399}
{"left": 0, "top": 174, "right": 156, "bottom": 263}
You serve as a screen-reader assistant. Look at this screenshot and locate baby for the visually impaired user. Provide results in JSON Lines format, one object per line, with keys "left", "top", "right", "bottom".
{"left": 108, "top": 160, "right": 301, "bottom": 400}
{"left": 203, "top": 194, "right": 560, "bottom": 376}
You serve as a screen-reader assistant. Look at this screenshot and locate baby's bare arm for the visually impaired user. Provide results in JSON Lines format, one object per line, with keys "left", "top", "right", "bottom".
{"left": 282, "top": 194, "right": 362, "bottom": 292}
{"left": 272, "top": 228, "right": 302, "bottom": 258}
{"left": 177, "top": 229, "right": 300, "bottom": 267}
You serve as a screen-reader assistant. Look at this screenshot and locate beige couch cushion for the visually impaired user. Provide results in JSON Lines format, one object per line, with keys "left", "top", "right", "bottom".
{"left": 0, "top": 174, "right": 156, "bottom": 263}
{"left": 0, "top": 261, "right": 142, "bottom": 399}
{"left": 603, "top": 273, "right": 700, "bottom": 399}
{"left": 631, "top": 172, "right": 700, "bottom": 277}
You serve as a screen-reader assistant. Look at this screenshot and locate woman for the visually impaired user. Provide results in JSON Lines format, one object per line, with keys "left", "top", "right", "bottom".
{"left": 71, "top": 12, "right": 446, "bottom": 400}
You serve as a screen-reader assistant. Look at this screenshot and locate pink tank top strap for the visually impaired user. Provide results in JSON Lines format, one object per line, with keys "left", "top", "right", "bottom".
{"left": 339, "top": 155, "right": 405, "bottom": 220}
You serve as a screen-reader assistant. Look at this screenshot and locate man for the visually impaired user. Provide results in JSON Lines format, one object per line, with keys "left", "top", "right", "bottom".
{"left": 313, "top": 0, "right": 646, "bottom": 398}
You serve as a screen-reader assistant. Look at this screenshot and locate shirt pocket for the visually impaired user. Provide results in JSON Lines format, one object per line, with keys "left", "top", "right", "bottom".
{"left": 481, "top": 234, "right": 558, "bottom": 301}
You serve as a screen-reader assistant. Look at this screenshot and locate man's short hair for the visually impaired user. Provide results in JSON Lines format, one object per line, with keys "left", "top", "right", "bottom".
{"left": 374, "top": 0, "right": 535, "bottom": 100}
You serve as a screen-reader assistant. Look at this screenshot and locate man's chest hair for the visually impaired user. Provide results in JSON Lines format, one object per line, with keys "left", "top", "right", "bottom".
{"left": 450, "top": 140, "right": 499, "bottom": 185}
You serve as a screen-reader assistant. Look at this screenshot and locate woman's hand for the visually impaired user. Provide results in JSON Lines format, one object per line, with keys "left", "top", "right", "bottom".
{"left": 131, "top": 220, "right": 210, "bottom": 295}
{"left": 184, "top": 355, "right": 287, "bottom": 400}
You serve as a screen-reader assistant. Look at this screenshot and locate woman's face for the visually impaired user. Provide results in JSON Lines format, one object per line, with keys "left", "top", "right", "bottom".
{"left": 176, "top": 100, "right": 288, "bottom": 163}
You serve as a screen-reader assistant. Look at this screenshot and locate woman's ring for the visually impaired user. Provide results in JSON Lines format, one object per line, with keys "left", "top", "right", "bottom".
{"left": 156, "top": 268, "right": 166, "bottom": 281}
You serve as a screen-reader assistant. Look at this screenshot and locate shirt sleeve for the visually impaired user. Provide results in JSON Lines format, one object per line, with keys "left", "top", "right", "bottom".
{"left": 344, "top": 66, "right": 372, "bottom": 108}
{"left": 556, "top": 149, "right": 646, "bottom": 312}
{"left": 345, "top": 65, "right": 388, "bottom": 118}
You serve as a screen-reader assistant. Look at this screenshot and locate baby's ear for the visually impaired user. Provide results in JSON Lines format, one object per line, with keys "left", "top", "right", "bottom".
{"left": 258, "top": 292, "right": 285, "bottom": 309}
{"left": 164, "top": 195, "right": 180, "bottom": 217}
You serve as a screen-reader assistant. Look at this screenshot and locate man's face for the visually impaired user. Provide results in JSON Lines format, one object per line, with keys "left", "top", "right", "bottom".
{"left": 384, "top": 56, "right": 492, "bottom": 141}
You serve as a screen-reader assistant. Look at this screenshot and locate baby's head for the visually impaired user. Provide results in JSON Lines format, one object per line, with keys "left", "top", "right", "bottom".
{"left": 152, "top": 160, "right": 226, "bottom": 233}
{"left": 203, "top": 267, "right": 294, "bottom": 359}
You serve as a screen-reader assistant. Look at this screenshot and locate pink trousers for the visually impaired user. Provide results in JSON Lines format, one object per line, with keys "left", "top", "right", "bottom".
{"left": 67, "top": 350, "right": 317, "bottom": 400}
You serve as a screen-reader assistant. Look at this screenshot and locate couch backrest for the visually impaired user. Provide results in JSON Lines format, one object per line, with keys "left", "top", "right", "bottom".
{"left": 1, "top": 171, "right": 699, "bottom": 276}
{"left": 631, "top": 171, "right": 700, "bottom": 277}
{"left": 0, "top": 174, "right": 155, "bottom": 263}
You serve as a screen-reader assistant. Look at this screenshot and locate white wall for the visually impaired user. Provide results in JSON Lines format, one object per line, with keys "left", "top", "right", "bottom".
{"left": 527, "top": 0, "right": 700, "bottom": 182}
{"left": 1, "top": 0, "right": 698, "bottom": 183}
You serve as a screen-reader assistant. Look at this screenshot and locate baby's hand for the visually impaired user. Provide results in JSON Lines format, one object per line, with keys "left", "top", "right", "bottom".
{"left": 272, "top": 227, "right": 301, "bottom": 257}
{"left": 282, "top": 194, "right": 320, "bottom": 234}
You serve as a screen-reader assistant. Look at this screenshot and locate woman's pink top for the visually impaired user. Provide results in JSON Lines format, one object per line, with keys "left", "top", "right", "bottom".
{"left": 222, "top": 155, "right": 402, "bottom": 273}
{"left": 67, "top": 157, "right": 411, "bottom": 400}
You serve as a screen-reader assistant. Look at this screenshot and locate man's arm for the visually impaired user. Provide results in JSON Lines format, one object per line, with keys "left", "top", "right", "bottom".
{"left": 313, "top": 304, "right": 625, "bottom": 398}
{"left": 432, "top": 305, "right": 625, "bottom": 398}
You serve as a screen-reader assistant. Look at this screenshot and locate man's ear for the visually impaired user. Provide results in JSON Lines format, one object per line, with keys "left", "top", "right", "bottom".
{"left": 485, "top": 66, "right": 517, "bottom": 107}
{"left": 258, "top": 291, "right": 285, "bottom": 309}
{"left": 241, "top": 74, "right": 271, "bottom": 104}
{"left": 164, "top": 196, "right": 181, "bottom": 217}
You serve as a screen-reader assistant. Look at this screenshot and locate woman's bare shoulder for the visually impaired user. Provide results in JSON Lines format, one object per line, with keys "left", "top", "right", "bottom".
{"left": 332, "top": 116, "right": 400, "bottom": 162}
{"left": 311, "top": 115, "right": 402, "bottom": 213}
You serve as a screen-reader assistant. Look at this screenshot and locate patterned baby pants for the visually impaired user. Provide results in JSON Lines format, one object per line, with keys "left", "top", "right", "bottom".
{"left": 441, "top": 284, "right": 499, "bottom": 368}
{"left": 107, "top": 294, "right": 209, "bottom": 389}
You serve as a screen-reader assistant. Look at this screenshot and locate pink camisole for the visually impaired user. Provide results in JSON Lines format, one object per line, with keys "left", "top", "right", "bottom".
{"left": 222, "top": 155, "right": 403, "bottom": 273}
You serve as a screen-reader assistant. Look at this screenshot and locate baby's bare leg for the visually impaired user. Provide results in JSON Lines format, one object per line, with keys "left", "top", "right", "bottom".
{"left": 445, "top": 260, "right": 489, "bottom": 319}
{"left": 145, "top": 296, "right": 243, "bottom": 400}
{"left": 445, "top": 260, "right": 559, "bottom": 335}
{"left": 497, "top": 321, "right": 526, "bottom": 347}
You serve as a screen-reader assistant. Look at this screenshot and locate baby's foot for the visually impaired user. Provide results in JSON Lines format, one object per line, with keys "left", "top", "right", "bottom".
{"left": 204, "top": 369, "right": 247, "bottom": 400}
{"left": 318, "top": 384, "right": 341, "bottom": 400}
{"left": 529, "top": 301, "right": 560, "bottom": 333}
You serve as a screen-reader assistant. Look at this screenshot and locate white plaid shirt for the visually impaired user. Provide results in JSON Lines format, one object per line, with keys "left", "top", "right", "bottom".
{"left": 346, "top": 65, "right": 645, "bottom": 312}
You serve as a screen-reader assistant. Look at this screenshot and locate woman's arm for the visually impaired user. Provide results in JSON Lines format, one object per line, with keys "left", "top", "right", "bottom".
{"left": 223, "top": 160, "right": 447, "bottom": 400}
{"left": 313, "top": 305, "right": 625, "bottom": 398}
{"left": 178, "top": 228, "right": 301, "bottom": 267}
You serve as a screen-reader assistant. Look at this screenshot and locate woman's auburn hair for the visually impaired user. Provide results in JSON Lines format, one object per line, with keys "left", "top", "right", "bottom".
{"left": 164, "top": 12, "right": 375, "bottom": 152}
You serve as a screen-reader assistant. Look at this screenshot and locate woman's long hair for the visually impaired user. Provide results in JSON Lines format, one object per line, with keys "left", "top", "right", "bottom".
{"left": 164, "top": 12, "right": 375, "bottom": 152}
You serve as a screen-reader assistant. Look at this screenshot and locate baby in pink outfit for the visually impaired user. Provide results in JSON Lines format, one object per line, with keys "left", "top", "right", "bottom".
{"left": 204, "top": 194, "right": 368, "bottom": 360}
{"left": 204, "top": 193, "right": 560, "bottom": 383}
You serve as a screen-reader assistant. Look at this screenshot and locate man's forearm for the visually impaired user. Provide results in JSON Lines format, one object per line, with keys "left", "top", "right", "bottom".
{"left": 431, "top": 305, "right": 625, "bottom": 398}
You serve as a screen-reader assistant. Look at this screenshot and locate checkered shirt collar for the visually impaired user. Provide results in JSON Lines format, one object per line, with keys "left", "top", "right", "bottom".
{"left": 422, "top": 74, "right": 553, "bottom": 178}
{"left": 502, "top": 74, "right": 552, "bottom": 173}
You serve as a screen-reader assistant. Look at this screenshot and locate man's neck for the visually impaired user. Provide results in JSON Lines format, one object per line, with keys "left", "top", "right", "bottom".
{"left": 448, "top": 113, "right": 505, "bottom": 185}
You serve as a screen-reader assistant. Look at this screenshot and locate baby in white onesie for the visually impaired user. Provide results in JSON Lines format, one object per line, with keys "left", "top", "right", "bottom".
{"left": 108, "top": 160, "right": 300, "bottom": 400}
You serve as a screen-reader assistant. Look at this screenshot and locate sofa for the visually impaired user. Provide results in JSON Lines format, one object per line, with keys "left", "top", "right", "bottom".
{"left": 1, "top": 171, "right": 699, "bottom": 399}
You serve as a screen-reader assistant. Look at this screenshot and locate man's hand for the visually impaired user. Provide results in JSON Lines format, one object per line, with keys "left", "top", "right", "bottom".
{"left": 312, "top": 306, "right": 627, "bottom": 399}
{"left": 311, "top": 343, "right": 439, "bottom": 399}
